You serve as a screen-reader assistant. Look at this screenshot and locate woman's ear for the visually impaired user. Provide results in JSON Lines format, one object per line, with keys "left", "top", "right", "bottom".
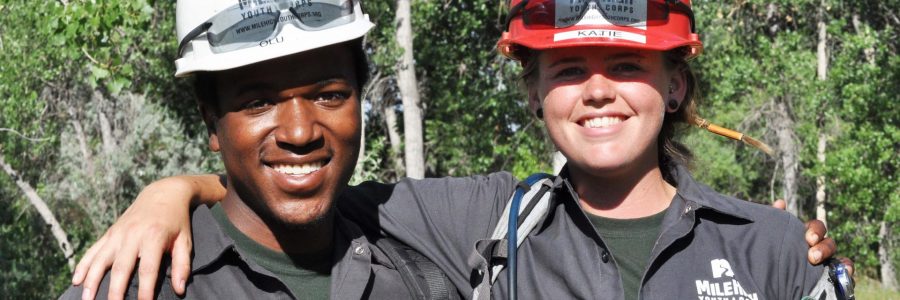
{"left": 666, "top": 67, "right": 688, "bottom": 113}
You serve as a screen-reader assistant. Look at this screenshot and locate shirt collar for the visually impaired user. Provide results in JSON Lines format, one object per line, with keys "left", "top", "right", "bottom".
{"left": 668, "top": 164, "right": 755, "bottom": 222}
{"left": 188, "top": 205, "right": 375, "bottom": 273}
{"left": 189, "top": 205, "right": 238, "bottom": 273}
{"left": 548, "top": 163, "right": 754, "bottom": 223}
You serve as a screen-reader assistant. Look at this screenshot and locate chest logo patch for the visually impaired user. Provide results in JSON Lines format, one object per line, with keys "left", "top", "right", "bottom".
{"left": 695, "top": 258, "right": 759, "bottom": 300}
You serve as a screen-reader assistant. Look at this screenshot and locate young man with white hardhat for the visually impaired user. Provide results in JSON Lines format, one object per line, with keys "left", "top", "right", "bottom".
{"left": 61, "top": 0, "right": 456, "bottom": 299}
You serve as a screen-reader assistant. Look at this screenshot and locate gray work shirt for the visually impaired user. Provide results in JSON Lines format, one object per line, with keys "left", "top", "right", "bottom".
{"left": 60, "top": 206, "right": 411, "bottom": 299}
{"left": 341, "top": 165, "right": 823, "bottom": 299}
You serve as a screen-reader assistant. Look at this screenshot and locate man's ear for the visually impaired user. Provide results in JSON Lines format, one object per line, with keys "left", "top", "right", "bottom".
{"left": 198, "top": 104, "right": 220, "bottom": 152}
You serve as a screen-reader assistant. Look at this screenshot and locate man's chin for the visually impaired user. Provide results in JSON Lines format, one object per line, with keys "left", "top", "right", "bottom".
{"left": 267, "top": 202, "right": 335, "bottom": 231}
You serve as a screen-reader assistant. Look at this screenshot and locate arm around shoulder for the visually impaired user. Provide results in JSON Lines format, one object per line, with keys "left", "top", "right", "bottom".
{"left": 69, "top": 174, "right": 222, "bottom": 300}
{"left": 774, "top": 213, "right": 827, "bottom": 299}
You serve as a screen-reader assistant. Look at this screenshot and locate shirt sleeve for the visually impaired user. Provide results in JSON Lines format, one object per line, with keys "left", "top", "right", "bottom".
{"left": 774, "top": 213, "right": 827, "bottom": 299}
{"left": 338, "top": 172, "right": 518, "bottom": 292}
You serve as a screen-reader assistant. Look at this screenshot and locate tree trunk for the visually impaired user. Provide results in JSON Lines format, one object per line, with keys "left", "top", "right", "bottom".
{"left": 773, "top": 98, "right": 800, "bottom": 216}
{"left": 357, "top": 72, "right": 385, "bottom": 170}
{"left": 879, "top": 220, "right": 899, "bottom": 291}
{"left": 96, "top": 91, "right": 118, "bottom": 157}
{"left": 815, "top": 130, "right": 827, "bottom": 225}
{"left": 0, "top": 153, "right": 75, "bottom": 270}
{"left": 815, "top": 6, "right": 828, "bottom": 225}
{"left": 384, "top": 98, "right": 404, "bottom": 174}
{"left": 816, "top": 10, "right": 828, "bottom": 82}
{"left": 384, "top": 103, "right": 401, "bottom": 157}
{"left": 67, "top": 106, "right": 94, "bottom": 175}
{"left": 395, "top": 0, "right": 425, "bottom": 179}
{"left": 851, "top": 13, "right": 876, "bottom": 65}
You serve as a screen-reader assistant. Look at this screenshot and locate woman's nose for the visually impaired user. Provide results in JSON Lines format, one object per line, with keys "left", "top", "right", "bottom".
{"left": 582, "top": 73, "right": 615, "bottom": 104}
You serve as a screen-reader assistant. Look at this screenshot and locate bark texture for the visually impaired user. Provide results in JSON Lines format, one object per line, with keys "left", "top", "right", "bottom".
{"left": 0, "top": 153, "right": 75, "bottom": 270}
{"left": 773, "top": 98, "right": 800, "bottom": 216}
{"left": 879, "top": 220, "right": 899, "bottom": 291}
{"left": 815, "top": 7, "right": 828, "bottom": 225}
{"left": 395, "top": 0, "right": 425, "bottom": 178}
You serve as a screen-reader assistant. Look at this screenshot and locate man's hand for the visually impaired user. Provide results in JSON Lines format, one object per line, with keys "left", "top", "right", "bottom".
{"left": 771, "top": 199, "right": 853, "bottom": 276}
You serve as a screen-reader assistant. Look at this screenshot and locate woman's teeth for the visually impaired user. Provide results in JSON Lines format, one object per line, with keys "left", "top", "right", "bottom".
{"left": 272, "top": 162, "right": 323, "bottom": 175}
{"left": 584, "top": 116, "right": 623, "bottom": 128}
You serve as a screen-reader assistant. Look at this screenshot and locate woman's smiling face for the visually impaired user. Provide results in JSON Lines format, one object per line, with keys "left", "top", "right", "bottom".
{"left": 532, "top": 46, "right": 685, "bottom": 179}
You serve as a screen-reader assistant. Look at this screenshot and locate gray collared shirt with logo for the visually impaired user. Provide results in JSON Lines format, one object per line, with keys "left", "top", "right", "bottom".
{"left": 341, "top": 165, "right": 823, "bottom": 299}
{"left": 60, "top": 206, "right": 412, "bottom": 299}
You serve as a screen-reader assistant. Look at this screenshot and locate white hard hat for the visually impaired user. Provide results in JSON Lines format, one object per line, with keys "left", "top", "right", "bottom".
{"left": 174, "top": 0, "right": 374, "bottom": 77}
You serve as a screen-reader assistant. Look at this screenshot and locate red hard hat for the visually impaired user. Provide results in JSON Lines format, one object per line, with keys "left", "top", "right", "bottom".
{"left": 498, "top": 0, "right": 703, "bottom": 61}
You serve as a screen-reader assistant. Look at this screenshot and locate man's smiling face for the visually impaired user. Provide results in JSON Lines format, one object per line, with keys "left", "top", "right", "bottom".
{"left": 206, "top": 44, "right": 361, "bottom": 227}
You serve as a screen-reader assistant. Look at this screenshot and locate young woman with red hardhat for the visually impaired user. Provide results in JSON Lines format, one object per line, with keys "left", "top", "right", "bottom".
{"left": 70, "top": 1, "right": 851, "bottom": 299}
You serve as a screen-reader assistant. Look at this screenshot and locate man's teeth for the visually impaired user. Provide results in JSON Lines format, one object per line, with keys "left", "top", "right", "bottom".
{"left": 584, "top": 116, "right": 623, "bottom": 128}
{"left": 272, "top": 162, "right": 323, "bottom": 175}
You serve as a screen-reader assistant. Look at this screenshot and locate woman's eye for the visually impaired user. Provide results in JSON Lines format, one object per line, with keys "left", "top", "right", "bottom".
{"left": 610, "top": 63, "right": 643, "bottom": 74}
{"left": 553, "top": 67, "right": 585, "bottom": 79}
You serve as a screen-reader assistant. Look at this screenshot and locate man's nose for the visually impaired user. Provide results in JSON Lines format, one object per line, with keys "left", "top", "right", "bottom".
{"left": 273, "top": 98, "right": 321, "bottom": 147}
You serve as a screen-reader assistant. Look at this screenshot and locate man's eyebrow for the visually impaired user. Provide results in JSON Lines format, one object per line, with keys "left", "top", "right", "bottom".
{"left": 548, "top": 57, "right": 586, "bottom": 69}
{"left": 316, "top": 78, "right": 350, "bottom": 87}
{"left": 235, "top": 82, "right": 271, "bottom": 96}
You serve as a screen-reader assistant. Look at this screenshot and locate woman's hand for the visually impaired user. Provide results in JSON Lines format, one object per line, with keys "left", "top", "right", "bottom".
{"left": 70, "top": 174, "right": 223, "bottom": 300}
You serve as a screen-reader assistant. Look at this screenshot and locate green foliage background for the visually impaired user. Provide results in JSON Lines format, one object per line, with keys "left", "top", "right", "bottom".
{"left": 0, "top": 0, "right": 896, "bottom": 298}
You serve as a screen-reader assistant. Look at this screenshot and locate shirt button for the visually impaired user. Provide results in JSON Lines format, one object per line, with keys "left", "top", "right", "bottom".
{"left": 601, "top": 249, "right": 610, "bottom": 263}
{"left": 354, "top": 246, "right": 366, "bottom": 255}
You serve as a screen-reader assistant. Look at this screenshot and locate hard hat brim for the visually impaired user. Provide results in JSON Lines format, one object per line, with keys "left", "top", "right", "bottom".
{"left": 175, "top": 16, "right": 373, "bottom": 77}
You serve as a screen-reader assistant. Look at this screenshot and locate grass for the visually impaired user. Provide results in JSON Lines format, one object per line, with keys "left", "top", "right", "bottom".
{"left": 855, "top": 277, "right": 900, "bottom": 300}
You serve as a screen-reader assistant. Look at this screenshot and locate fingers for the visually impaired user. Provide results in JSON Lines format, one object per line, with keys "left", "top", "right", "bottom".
{"left": 838, "top": 257, "right": 854, "bottom": 277}
{"left": 80, "top": 241, "right": 118, "bottom": 300}
{"left": 72, "top": 234, "right": 107, "bottom": 286}
{"left": 797, "top": 218, "right": 836, "bottom": 265}
{"left": 808, "top": 237, "right": 837, "bottom": 265}
{"left": 136, "top": 236, "right": 167, "bottom": 300}
{"left": 803, "top": 220, "right": 830, "bottom": 264}
{"left": 107, "top": 236, "right": 142, "bottom": 300}
{"left": 771, "top": 199, "right": 787, "bottom": 210}
{"left": 804, "top": 220, "right": 827, "bottom": 246}
{"left": 169, "top": 231, "right": 194, "bottom": 295}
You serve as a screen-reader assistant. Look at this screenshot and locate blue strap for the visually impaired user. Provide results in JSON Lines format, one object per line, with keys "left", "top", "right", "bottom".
{"left": 507, "top": 173, "right": 553, "bottom": 300}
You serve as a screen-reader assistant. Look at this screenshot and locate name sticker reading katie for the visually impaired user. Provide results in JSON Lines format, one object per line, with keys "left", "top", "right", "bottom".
{"left": 553, "top": 29, "right": 646, "bottom": 44}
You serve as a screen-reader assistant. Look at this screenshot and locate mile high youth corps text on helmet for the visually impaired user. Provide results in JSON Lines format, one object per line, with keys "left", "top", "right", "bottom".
{"left": 498, "top": 0, "right": 703, "bottom": 61}
{"left": 175, "top": 0, "right": 374, "bottom": 76}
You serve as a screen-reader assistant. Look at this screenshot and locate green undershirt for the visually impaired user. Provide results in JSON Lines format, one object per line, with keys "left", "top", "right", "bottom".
{"left": 587, "top": 209, "right": 667, "bottom": 300}
{"left": 211, "top": 204, "right": 332, "bottom": 300}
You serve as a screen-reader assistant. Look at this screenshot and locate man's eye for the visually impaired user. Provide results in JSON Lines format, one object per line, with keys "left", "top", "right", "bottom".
{"left": 242, "top": 99, "right": 273, "bottom": 112}
{"left": 315, "top": 91, "right": 350, "bottom": 104}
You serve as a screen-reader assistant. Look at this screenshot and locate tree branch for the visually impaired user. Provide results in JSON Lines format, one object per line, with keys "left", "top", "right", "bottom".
{"left": 0, "top": 152, "right": 75, "bottom": 270}
{"left": 0, "top": 128, "right": 50, "bottom": 142}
